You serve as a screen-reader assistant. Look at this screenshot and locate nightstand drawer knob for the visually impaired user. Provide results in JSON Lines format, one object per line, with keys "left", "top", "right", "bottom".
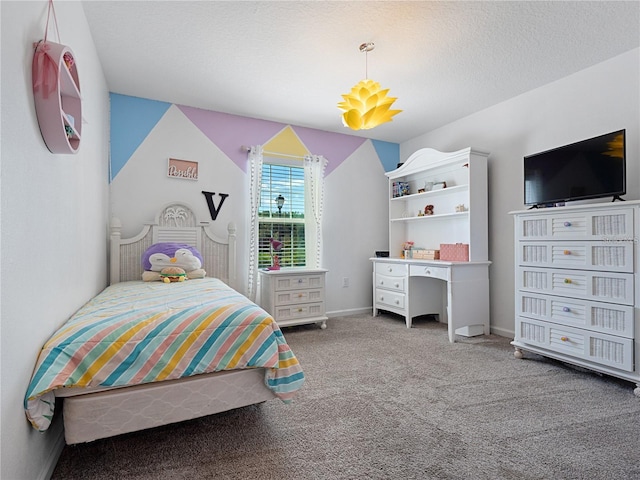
{"left": 395, "top": 300, "right": 400, "bottom": 305}
{"left": 298, "top": 308, "right": 303, "bottom": 312}
{"left": 564, "top": 278, "right": 572, "bottom": 284}
{"left": 563, "top": 250, "right": 571, "bottom": 255}
{"left": 426, "top": 269, "right": 431, "bottom": 275}
{"left": 394, "top": 282, "right": 399, "bottom": 288}
{"left": 560, "top": 336, "right": 569, "bottom": 342}
{"left": 563, "top": 306, "right": 570, "bottom": 312}
{"left": 298, "top": 293, "right": 304, "bottom": 298}
{"left": 564, "top": 222, "right": 571, "bottom": 227}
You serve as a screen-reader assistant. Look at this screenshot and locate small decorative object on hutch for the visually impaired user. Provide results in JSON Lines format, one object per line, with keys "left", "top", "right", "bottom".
{"left": 32, "top": 0, "right": 82, "bottom": 154}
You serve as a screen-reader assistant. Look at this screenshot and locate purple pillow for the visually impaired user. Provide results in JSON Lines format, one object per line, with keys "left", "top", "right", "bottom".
{"left": 141, "top": 243, "right": 203, "bottom": 271}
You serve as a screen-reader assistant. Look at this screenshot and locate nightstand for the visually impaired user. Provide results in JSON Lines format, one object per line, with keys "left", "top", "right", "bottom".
{"left": 259, "top": 268, "right": 328, "bottom": 329}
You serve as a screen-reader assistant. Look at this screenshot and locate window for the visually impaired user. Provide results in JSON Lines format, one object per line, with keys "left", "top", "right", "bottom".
{"left": 258, "top": 163, "right": 306, "bottom": 268}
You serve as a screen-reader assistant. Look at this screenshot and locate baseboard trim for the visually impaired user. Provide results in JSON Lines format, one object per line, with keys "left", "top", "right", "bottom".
{"left": 326, "top": 307, "right": 372, "bottom": 318}
{"left": 38, "top": 417, "right": 65, "bottom": 480}
{"left": 490, "top": 326, "right": 514, "bottom": 339}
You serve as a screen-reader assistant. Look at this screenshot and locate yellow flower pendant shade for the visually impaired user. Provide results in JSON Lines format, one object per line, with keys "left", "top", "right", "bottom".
{"left": 337, "top": 42, "right": 401, "bottom": 130}
{"left": 338, "top": 79, "right": 402, "bottom": 130}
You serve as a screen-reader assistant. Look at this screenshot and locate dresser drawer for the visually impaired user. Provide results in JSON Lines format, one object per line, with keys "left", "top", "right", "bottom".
{"left": 375, "top": 289, "right": 405, "bottom": 310}
{"left": 375, "top": 273, "right": 406, "bottom": 293}
{"left": 375, "top": 262, "right": 408, "bottom": 277}
{"left": 274, "top": 302, "right": 325, "bottom": 321}
{"left": 274, "top": 288, "right": 324, "bottom": 306}
{"left": 273, "top": 274, "right": 324, "bottom": 291}
{"left": 516, "top": 317, "right": 634, "bottom": 372}
{"left": 517, "top": 291, "right": 634, "bottom": 338}
{"left": 517, "top": 241, "right": 633, "bottom": 273}
{"left": 517, "top": 208, "right": 634, "bottom": 240}
{"left": 517, "top": 267, "right": 634, "bottom": 305}
{"left": 409, "top": 264, "right": 449, "bottom": 281}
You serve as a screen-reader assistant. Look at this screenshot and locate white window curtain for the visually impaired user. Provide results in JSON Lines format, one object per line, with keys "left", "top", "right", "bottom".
{"left": 304, "top": 154, "right": 328, "bottom": 269}
{"left": 247, "top": 145, "right": 263, "bottom": 301}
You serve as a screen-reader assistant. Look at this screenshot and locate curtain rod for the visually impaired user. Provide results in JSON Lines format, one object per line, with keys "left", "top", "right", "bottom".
{"left": 241, "top": 145, "right": 307, "bottom": 160}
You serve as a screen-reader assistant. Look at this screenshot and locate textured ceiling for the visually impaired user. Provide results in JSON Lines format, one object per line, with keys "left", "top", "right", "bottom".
{"left": 81, "top": 1, "right": 639, "bottom": 144}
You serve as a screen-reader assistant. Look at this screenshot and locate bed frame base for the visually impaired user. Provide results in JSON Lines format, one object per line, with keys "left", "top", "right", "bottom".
{"left": 59, "top": 369, "right": 275, "bottom": 444}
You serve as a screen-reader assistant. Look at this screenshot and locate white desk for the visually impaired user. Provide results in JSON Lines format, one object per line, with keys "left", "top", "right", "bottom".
{"left": 371, "top": 258, "right": 491, "bottom": 343}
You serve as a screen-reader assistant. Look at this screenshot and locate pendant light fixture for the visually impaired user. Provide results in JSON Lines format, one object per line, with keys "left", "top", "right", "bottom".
{"left": 337, "top": 42, "right": 402, "bottom": 130}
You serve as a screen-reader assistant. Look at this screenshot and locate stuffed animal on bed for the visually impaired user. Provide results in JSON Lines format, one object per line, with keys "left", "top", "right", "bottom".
{"left": 160, "top": 266, "right": 187, "bottom": 283}
{"left": 141, "top": 243, "right": 206, "bottom": 281}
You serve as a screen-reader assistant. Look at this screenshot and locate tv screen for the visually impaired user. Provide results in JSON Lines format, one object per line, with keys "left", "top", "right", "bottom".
{"left": 524, "top": 129, "right": 626, "bottom": 207}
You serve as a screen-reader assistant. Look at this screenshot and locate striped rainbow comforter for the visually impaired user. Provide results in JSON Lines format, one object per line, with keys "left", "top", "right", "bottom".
{"left": 24, "top": 278, "right": 304, "bottom": 432}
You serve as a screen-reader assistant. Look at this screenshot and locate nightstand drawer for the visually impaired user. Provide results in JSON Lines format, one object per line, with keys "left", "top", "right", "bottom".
{"left": 273, "top": 274, "right": 324, "bottom": 291}
{"left": 274, "top": 302, "right": 325, "bottom": 321}
{"left": 274, "top": 288, "right": 324, "bottom": 306}
{"left": 375, "top": 273, "right": 406, "bottom": 293}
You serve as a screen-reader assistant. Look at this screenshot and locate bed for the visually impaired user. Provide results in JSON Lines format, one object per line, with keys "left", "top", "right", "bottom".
{"left": 24, "top": 202, "right": 304, "bottom": 444}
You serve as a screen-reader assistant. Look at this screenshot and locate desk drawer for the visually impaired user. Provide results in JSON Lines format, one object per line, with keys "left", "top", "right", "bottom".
{"left": 375, "top": 273, "right": 406, "bottom": 293}
{"left": 375, "top": 289, "right": 405, "bottom": 310}
{"left": 409, "top": 264, "right": 448, "bottom": 281}
{"left": 376, "top": 263, "right": 408, "bottom": 277}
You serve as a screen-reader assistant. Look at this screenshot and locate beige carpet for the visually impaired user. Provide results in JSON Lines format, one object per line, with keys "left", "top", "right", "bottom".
{"left": 52, "top": 313, "right": 640, "bottom": 479}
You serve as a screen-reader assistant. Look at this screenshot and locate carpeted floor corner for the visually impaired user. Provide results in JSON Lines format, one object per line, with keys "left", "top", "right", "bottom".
{"left": 52, "top": 314, "right": 640, "bottom": 479}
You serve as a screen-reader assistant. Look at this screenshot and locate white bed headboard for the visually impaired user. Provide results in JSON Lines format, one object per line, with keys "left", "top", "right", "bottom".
{"left": 109, "top": 203, "right": 237, "bottom": 288}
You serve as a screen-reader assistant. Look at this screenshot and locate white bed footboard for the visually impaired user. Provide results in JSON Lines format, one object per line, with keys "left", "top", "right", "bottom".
{"left": 110, "top": 203, "right": 237, "bottom": 288}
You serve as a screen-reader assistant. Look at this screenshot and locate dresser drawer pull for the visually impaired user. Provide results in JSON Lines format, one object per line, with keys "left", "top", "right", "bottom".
{"left": 298, "top": 293, "right": 304, "bottom": 298}
{"left": 564, "top": 278, "right": 572, "bottom": 284}
{"left": 560, "top": 336, "right": 569, "bottom": 342}
{"left": 562, "top": 306, "right": 570, "bottom": 312}
{"left": 395, "top": 300, "right": 400, "bottom": 305}
{"left": 394, "top": 282, "right": 400, "bottom": 288}
{"left": 388, "top": 267, "right": 393, "bottom": 272}
{"left": 298, "top": 279, "right": 304, "bottom": 284}
{"left": 298, "top": 308, "right": 303, "bottom": 312}
{"left": 380, "top": 296, "right": 384, "bottom": 301}
{"left": 379, "top": 280, "right": 384, "bottom": 286}
{"left": 564, "top": 221, "right": 571, "bottom": 227}
{"left": 563, "top": 250, "right": 571, "bottom": 255}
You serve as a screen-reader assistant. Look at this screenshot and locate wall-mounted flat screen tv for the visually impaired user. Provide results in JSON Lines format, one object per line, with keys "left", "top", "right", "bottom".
{"left": 524, "top": 129, "right": 626, "bottom": 207}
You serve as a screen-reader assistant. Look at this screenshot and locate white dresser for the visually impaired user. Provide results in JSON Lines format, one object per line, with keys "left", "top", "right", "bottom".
{"left": 511, "top": 201, "right": 640, "bottom": 395}
{"left": 259, "top": 268, "right": 328, "bottom": 329}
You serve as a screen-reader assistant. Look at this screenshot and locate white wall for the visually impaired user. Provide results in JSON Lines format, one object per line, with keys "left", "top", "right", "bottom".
{"left": 0, "top": 2, "right": 110, "bottom": 479}
{"left": 109, "top": 105, "right": 390, "bottom": 314}
{"left": 400, "top": 48, "right": 640, "bottom": 338}
{"left": 323, "top": 141, "right": 389, "bottom": 316}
